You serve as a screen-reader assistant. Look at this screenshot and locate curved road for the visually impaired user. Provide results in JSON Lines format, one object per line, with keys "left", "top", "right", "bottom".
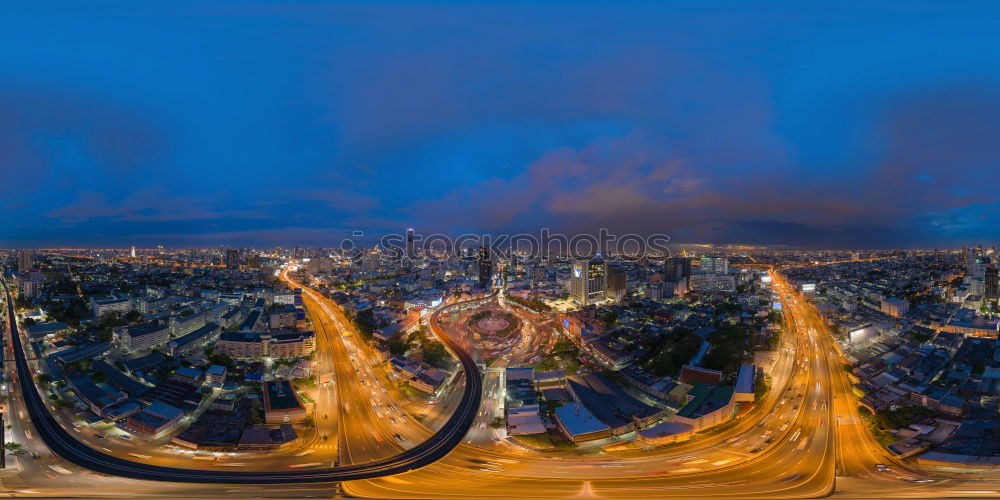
{"left": 1, "top": 278, "right": 483, "bottom": 484}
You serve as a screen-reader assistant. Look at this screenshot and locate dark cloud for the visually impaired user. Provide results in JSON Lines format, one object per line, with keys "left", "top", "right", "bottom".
{"left": 2, "top": 3, "right": 1000, "bottom": 248}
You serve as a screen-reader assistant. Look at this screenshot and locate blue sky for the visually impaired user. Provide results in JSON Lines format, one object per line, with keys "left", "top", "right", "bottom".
{"left": 2, "top": 1, "right": 1000, "bottom": 248}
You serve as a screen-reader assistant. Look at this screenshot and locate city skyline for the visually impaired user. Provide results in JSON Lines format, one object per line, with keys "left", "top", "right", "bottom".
{"left": 3, "top": 2, "right": 1000, "bottom": 248}
{"left": 5, "top": 3, "right": 1000, "bottom": 498}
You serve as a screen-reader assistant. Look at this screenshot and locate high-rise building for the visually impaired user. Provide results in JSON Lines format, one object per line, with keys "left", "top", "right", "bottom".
{"left": 532, "top": 265, "right": 546, "bottom": 286}
{"left": 880, "top": 297, "right": 910, "bottom": 318}
{"left": 570, "top": 258, "right": 607, "bottom": 306}
{"left": 130, "top": 246, "right": 137, "bottom": 258}
{"left": 986, "top": 266, "right": 999, "bottom": 301}
{"left": 664, "top": 257, "right": 690, "bottom": 284}
{"left": 361, "top": 249, "right": 380, "bottom": 274}
{"left": 17, "top": 249, "right": 34, "bottom": 274}
{"left": 225, "top": 249, "right": 240, "bottom": 270}
{"left": 966, "top": 248, "right": 980, "bottom": 277}
{"left": 698, "top": 257, "right": 728, "bottom": 275}
{"left": 605, "top": 262, "right": 627, "bottom": 301}
{"left": 406, "top": 228, "right": 415, "bottom": 261}
{"left": 646, "top": 281, "right": 663, "bottom": 301}
{"left": 477, "top": 247, "right": 492, "bottom": 289}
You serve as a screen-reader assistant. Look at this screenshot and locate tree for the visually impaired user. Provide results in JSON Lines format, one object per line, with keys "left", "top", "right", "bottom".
{"left": 388, "top": 335, "right": 411, "bottom": 356}
{"left": 421, "top": 340, "right": 449, "bottom": 367}
{"left": 597, "top": 310, "right": 619, "bottom": 328}
{"left": 36, "top": 373, "right": 53, "bottom": 384}
{"left": 125, "top": 310, "right": 143, "bottom": 323}
{"left": 353, "top": 308, "right": 378, "bottom": 340}
{"left": 701, "top": 325, "right": 751, "bottom": 375}
{"left": 873, "top": 406, "right": 933, "bottom": 431}
{"left": 410, "top": 326, "right": 428, "bottom": 345}
{"left": 644, "top": 328, "right": 702, "bottom": 377}
{"left": 535, "top": 357, "right": 559, "bottom": 371}
{"left": 553, "top": 339, "right": 575, "bottom": 352}
{"left": 3, "top": 442, "right": 24, "bottom": 456}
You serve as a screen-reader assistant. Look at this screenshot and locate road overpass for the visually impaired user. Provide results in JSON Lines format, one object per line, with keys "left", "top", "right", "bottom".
{"left": 1, "top": 277, "right": 482, "bottom": 484}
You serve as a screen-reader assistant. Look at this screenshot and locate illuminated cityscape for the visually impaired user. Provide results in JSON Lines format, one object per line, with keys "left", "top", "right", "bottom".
{"left": 4, "top": 2, "right": 1000, "bottom": 500}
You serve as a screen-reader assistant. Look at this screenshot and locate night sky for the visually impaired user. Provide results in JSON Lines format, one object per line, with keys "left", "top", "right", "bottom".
{"left": 2, "top": 2, "right": 1000, "bottom": 249}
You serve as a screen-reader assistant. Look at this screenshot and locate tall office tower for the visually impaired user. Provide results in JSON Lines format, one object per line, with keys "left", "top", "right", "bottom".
{"left": 605, "top": 262, "right": 627, "bottom": 301}
{"left": 987, "top": 266, "right": 999, "bottom": 301}
{"left": 699, "top": 257, "right": 729, "bottom": 275}
{"left": 966, "top": 248, "right": 979, "bottom": 276}
{"left": 973, "top": 256, "right": 990, "bottom": 280}
{"left": 477, "top": 247, "right": 493, "bottom": 289}
{"left": 361, "top": 248, "right": 379, "bottom": 274}
{"left": 246, "top": 253, "right": 261, "bottom": 270}
{"left": 17, "top": 249, "right": 34, "bottom": 274}
{"left": 224, "top": 248, "right": 240, "bottom": 269}
{"left": 570, "top": 258, "right": 607, "bottom": 306}
{"left": 532, "top": 265, "right": 546, "bottom": 286}
{"left": 406, "top": 228, "right": 415, "bottom": 261}
{"left": 130, "top": 246, "right": 137, "bottom": 258}
{"left": 664, "top": 257, "right": 691, "bottom": 284}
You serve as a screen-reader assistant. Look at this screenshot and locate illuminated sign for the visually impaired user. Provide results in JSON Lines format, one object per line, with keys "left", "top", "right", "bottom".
{"left": 430, "top": 297, "right": 443, "bottom": 307}
{"left": 801, "top": 283, "right": 816, "bottom": 292}
{"left": 562, "top": 318, "right": 571, "bottom": 330}
{"left": 573, "top": 269, "right": 581, "bottom": 278}
{"left": 761, "top": 276, "right": 773, "bottom": 283}
{"left": 772, "top": 302, "right": 782, "bottom": 310}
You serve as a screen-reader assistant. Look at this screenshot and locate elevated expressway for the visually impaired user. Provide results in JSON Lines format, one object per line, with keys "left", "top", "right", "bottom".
{"left": 1, "top": 276, "right": 483, "bottom": 484}
{"left": 4, "top": 267, "right": 997, "bottom": 497}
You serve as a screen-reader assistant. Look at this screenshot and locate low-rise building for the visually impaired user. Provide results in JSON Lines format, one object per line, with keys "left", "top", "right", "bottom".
{"left": 90, "top": 295, "right": 132, "bottom": 318}
{"left": 114, "top": 321, "right": 171, "bottom": 353}
{"left": 672, "top": 383, "right": 736, "bottom": 431}
{"left": 126, "top": 401, "right": 185, "bottom": 439}
{"left": 237, "top": 425, "right": 299, "bottom": 450}
{"left": 167, "top": 322, "right": 221, "bottom": 357}
{"left": 554, "top": 402, "right": 611, "bottom": 442}
{"left": 263, "top": 380, "right": 307, "bottom": 424}
{"left": 205, "top": 365, "right": 227, "bottom": 386}
{"left": 67, "top": 376, "right": 128, "bottom": 416}
{"left": 215, "top": 330, "right": 316, "bottom": 359}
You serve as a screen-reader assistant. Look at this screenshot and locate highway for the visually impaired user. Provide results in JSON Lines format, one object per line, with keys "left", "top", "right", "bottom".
{"left": 6, "top": 267, "right": 1000, "bottom": 497}
{"left": 1, "top": 276, "right": 483, "bottom": 484}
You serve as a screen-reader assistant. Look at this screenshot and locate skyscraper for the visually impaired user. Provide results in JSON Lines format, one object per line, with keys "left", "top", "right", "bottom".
{"left": 477, "top": 247, "right": 492, "bottom": 289}
{"left": 986, "top": 266, "right": 999, "bottom": 301}
{"left": 225, "top": 248, "right": 240, "bottom": 269}
{"left": 605, "top": 262, "right": 627, "bottom": 301}
{"left": 571, "top": 258, "right": 607, "bottom": 306}
{"left": 698, "top": 257, "right": 728, "bottom": 275}
{"left": 17, "top": 249, "right": 34, "bottom": 274}
{"left": 406, "top": 228, "right": 415, "bottom": 261}
{"left": 664, "top": 257, "right": 691, "bottom": 284}
{"left": 130, "top": 246, "right": 137, "bottom": 258}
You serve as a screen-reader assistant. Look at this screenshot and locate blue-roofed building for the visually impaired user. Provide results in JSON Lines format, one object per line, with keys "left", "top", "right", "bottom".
{"left": 734, "top": 364, "right": 756, "bottom": 403}
{"left": 125, "top": 401, "right": 185, "bottom": 439}
{"left": 122, "top": 352, "right": 169, "bottom": 374}
{"left": 554, "top": 402, "right": 611, "bottom": 442}
{"left": 239, "top": 310, "right": 261, "bottom": 331}
{"left": 50, "top": 342, "right": 112, "bottom": 365}
{"left": 167, "top": 322, "right": 220, "bottom": 357}
{"left": 92, "top": 360, "right": 152, "bottom": 397}
{"left": 564, "top": 373, "right": 663, "bottom": 436}
{"left": 67, "top": 376, "right": 128, "bottom": 416}
{"left": 26, "top": 321, "right": 70, "bottom": 340}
